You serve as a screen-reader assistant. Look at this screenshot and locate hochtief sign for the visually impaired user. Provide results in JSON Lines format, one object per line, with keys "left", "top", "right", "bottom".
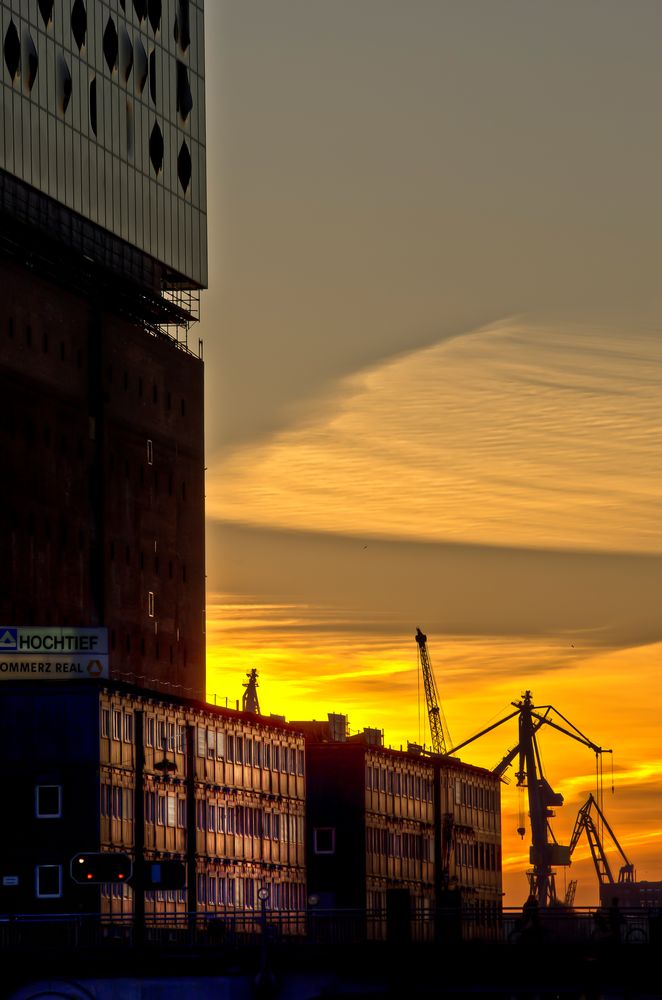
{"left": 0, "top": 628, "right": 109, "bottom": 680}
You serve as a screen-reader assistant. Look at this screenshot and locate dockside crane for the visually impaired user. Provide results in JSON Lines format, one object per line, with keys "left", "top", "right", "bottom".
{"left": 447, "top": 690, "right": 611, "bottom": 907}
{"left": 415, "top": 628, "right": 452, "bottom": 755}
{"left": 568, "top": 793, "right": 634, "bottom": 899}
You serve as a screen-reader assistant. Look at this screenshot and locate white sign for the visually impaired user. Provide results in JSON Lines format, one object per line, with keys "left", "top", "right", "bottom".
{"left": 0, "top": 628, "right": 109, "bottom": 680}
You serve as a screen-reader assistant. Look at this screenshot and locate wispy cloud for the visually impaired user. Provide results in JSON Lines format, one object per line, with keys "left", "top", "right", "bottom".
{"left": 206, "top": 318, "right": 662, "bottom": 554}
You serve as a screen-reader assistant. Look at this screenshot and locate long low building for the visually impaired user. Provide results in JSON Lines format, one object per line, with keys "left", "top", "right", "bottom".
{"left": 0, "top": 680, "right": 306, "bottom": 923}
{"left": 294, "top": 714, "right": 503, "bottom": 940}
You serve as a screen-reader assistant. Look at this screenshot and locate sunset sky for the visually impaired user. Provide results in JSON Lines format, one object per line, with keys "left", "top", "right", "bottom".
{"left": 199, "top": 2, "right": 662, "bottom": 906}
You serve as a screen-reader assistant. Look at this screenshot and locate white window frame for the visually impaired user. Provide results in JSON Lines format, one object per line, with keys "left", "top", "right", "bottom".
{"left": 35, "top": 864, "right": 62, "bottom": 899}
{"left": 35, "top": 784, "right": 62, "bottom": 819}
{"left": 313, "top": 827, "right": 336, "bottom": 855}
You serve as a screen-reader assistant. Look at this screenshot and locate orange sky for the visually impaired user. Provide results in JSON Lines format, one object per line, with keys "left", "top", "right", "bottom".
{"left": 202, "top": 318, "right": 662, "bottom": 906}
{"left": 200, "top": 4, "right": 662, "bottom": 908}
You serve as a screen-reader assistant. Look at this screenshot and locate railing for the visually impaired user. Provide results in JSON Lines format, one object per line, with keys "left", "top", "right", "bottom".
{"left": 0, "top": 906, "right": 658, "bottom": 953}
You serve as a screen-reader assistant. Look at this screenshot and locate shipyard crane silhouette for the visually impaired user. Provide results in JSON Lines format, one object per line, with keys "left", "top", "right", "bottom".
{"left": 415, "top": 628, "right": 452, "bottom": 755}
{"left": 568, "top": 793, "right": 634, "bottom": 903}
{"left": 447, "top": 690, "right": 611, "bottom": 907}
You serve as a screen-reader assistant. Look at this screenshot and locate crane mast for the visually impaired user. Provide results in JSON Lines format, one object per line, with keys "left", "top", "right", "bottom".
{"left": 415, "top": 628, "right": 449, "bottom": 755}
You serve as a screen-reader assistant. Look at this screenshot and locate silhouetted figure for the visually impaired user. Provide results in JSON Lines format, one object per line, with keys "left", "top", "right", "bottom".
{"left": 517, "top": 895, "right": 542, "bottom": 947}
{"left": 606, "top": 896, "right": 624, "bottom": 944}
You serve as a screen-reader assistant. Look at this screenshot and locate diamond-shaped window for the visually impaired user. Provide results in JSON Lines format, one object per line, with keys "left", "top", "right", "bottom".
{"left": 177, "top": 140, "right": 191, "bottom": 193}
{"left": 120, "top": 26, "right": 133, "bottom": 83}
{"left": 59, "top": 56, "right": 72, "bottom": 115}
{"left": 175, "top": 0, "right": 190, "bottom": 51}
{"left": 149, "top": 49, "right": 157, "bottom": 105}
{"left": 148, "top": 0, "right": 161, "bottom": 33}
{"left": 71, "top": 0, "right": 87, "bottom": 51}
{"left": 176, "top": 61, "right": 193, "bottom": 123}
{"left": 149, "top": 121, "right": 164, "bottom": 175}
{"left": 103, "top": 17, "right": 118, "bottom": 73}
{"left": 4, "top": 21, "right": 20, "bottom": 81}
{"left": 135, "top": 38, "right": 148, "bottom": 94}
{"left": 25, "top": 35, "right": 38, "bottom": 92}
{"left": 38, "top": 0, "right": 54, "bottom": 28}
{"left": 89, "top": 77, "right": 97, "bottom": 136}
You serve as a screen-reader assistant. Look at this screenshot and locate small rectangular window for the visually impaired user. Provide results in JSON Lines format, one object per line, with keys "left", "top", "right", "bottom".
{"left": 112, "top": 710, "right": 122, "bottom": 741}
{"left": 314, "top": 827, "right": 336, "bottom": 855}
{"left": 145, "top": 717, "right": 155, "bottom": 747}
{"left": 157, "top": 796, "right": 166, "bottom": 826}
{"left": 148, "top": 591, "right": 155, "bottom": 618}
{"left": 123, "top": 714, "right": 133, "bottom": 743}
{"left": 36, "top": 785, "right": 62, "bottom": 819}
{"left": 216, "top": 731, "right": 225, "bottom": 760}
{"left": 101, "top": 708, "right": 110, "bottom": 738}
{"left": 147, "top": 439, "right": 153, "bottom": 465}
{"left": 36, "top": 865, "right": 62, "bottom": 898}
{"left": 177, "top": 724, "right": 186, "bottom": 753}
{"left": 177, "top": 798, "right": 186, "bottom": 828}
{"left": 167, "top": 795, "right": 176, "bottom": 828}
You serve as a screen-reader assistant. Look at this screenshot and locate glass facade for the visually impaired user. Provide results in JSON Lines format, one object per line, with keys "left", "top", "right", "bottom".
{"left": 0, "top": 0, "right": 206, "bottom": 288}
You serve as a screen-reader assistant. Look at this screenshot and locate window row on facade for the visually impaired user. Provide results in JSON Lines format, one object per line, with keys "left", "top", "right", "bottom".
{"left": 195, "top": 801, "right": 304, "bottom": 844}
{"left": 365, "top": 763, "right": 434, "bottom": 802}
{"left": 196, "top": 876, "right": 306, "bottom": 911}
{"left": 454, "top": 838, "right": 500, "bottom": 872}
{"left": 366, "top": 826, "right": 434, "bottom": 862}
{"left": 455, "top": 779, "right": 498, "bottom": 814}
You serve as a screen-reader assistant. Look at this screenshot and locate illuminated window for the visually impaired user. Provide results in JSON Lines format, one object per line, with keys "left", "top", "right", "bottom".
{"left": 148, "top": 591, "right": 155, "bottom": 618}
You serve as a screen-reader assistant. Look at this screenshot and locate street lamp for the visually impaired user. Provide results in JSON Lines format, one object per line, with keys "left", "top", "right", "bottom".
{"left": 255, "top": 886, "right": 274, "bottom": 997}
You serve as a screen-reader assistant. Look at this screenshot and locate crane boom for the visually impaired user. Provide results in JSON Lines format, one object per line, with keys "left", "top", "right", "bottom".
{"left": 415, "top": 628, "right": 449, "bottom": 755}
{"left": 569, "top": 794, "right": 635, "bottom": 887}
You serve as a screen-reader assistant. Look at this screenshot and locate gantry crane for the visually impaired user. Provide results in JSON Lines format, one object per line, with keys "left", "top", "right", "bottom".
{"left": 415, "top": 628, "right": 451, "bottom": 755}
{"left": 447, "top": 690, "right": 611, "bottom": 907}
{"left": 568, "top": 793, "right": 634, "bottom": 902}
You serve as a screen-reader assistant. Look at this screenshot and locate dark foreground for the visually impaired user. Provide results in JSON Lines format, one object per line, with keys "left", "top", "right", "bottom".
{"left": 2, "top": 909, "right": 661, "bottom": 999}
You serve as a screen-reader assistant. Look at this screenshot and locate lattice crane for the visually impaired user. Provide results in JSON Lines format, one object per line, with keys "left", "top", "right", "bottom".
{"left": 568, "top": 793, "right": 634, "bottom": 890}
{"left": 415, "top": 628, "right": 451, "bottom": 755}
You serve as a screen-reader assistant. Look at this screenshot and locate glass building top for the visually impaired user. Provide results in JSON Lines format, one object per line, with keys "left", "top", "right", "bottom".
{"left": 0, "top": 0, "right": 207, "bottom": 289}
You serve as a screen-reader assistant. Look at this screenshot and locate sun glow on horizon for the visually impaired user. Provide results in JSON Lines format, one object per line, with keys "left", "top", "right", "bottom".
{"left": 206, "top": 594, "right": 662, "bottom": 906}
